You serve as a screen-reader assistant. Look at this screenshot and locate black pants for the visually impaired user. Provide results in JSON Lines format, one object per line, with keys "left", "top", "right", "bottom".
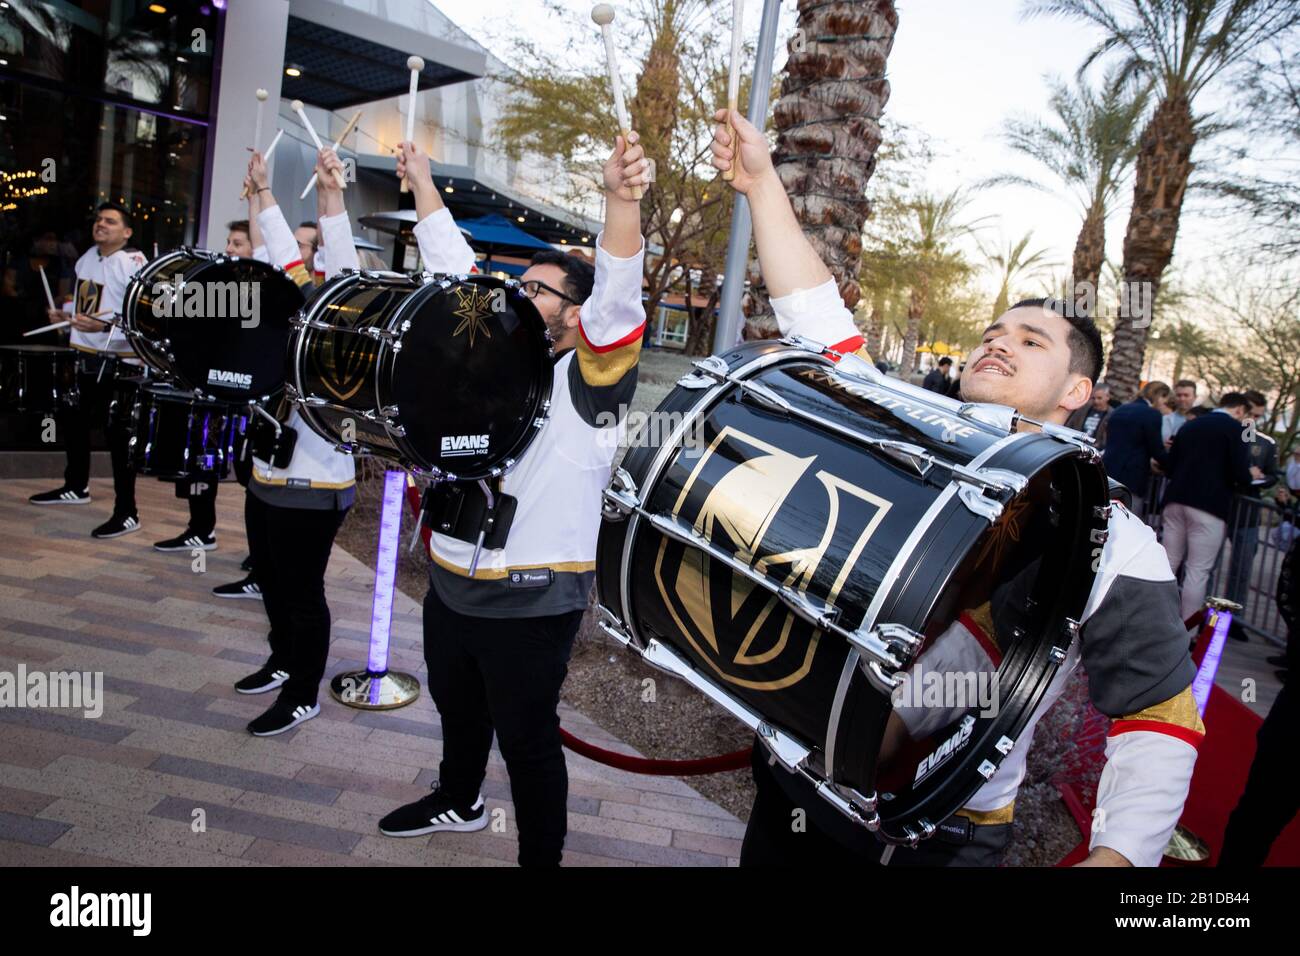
{"left": 740, "top": 748, "right": 1011, "bottom": 867}
{"left": 422, "top": 585, "right": 583, "bottom": 867}
{"left": 178, "top": 477, "right": 219, "bottom": 536}
{"left": 62, "top": 364, "right": 136, "bottom": 516}
{"left": 244, "top": 491, "right": 347, "bottom": 707}
{"left": 1220, "top": 683, "right": 1297, "bottom": 866}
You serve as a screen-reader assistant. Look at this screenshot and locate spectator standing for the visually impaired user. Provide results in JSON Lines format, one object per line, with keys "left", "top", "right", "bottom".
{"left": 1224, "top": 390, "right": 1278, "bottom": 638}
{"left": 922, "top": 356, "right": 952, "bottom": 394}
{"left": 1068, "top": 381, "right": 1114, "bottom": 444}
{"left": 1102, "top": 380, "right": 1172, "bottom": 514}
{"left": 1163, "top": 379, "right": 1198, "bottom": 443}
{"left": 1162, "top": 392, "right": 1257, "bottom": 620}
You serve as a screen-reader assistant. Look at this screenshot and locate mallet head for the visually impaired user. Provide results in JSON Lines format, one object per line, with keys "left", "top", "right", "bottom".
{"left": 591, "top": 4, "right": 615, "bottom": 26}
{"left": 407, "top": 55, "right": 425, "bottom": 73}
{"left": 255, "top": 88, "right": 269, "bottom": 101}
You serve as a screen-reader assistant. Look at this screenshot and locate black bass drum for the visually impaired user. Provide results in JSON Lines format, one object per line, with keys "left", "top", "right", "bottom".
{"left": 124, "top": 380, "right": 245, "bottom": 480}
{"left": 0, "top": 344, "right": 78, "bottom": 413}
{"left": 288, "top": 271, "right": 552, "bottom": 480}
{"left": 121, "top": 248, "right": 305, "bottom": 402}
{"left": 596, "top": 339, "right": 1109, "bottom": 846}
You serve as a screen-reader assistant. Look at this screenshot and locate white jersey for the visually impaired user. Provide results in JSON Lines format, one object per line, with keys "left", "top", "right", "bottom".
{"left": 69, "top": 245, "right": 147, "bottom": 358}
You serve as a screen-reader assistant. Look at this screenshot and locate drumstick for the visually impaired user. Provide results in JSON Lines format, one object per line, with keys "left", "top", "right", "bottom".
{"left": 299, "top": 111, "right": 361, "bottom": 200}
{"left": 23, "top": 310, "right": 111, "bottom": 337}
{"left": 241, "top": 128, "right": 286, "bottom": 200}
{"left": 400, "top": 56, "right": 425, "bottom": 194}
{"left": 723, "top": 0, "right": 744, "bottom": 182}
{"left": 253, "top": 88, "right": 269, "bottom": 153}
{"left": 591, "top": 5, "right": 642, "bottom": 200}
{"left": 292, "top": 100, "right": 346, "bottom": 189}
{"left": 38, "top": 265, "right": 57, "bottom": 312}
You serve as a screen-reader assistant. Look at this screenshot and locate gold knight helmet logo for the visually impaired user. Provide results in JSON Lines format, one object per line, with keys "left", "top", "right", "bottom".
{"left": 653, "top": 426, "right": 890, "bottom": 691}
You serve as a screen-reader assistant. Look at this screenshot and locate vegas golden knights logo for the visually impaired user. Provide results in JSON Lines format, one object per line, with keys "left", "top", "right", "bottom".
{"left": 654, "top": 427, "right": 890, "bottom": 691}
{"left": 311, "top": 292, "right": 384, "bottom": 402}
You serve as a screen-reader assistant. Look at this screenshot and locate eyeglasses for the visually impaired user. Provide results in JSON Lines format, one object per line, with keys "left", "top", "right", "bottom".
{"left": 520, "top": 279, "right": 577, "bottom": 305}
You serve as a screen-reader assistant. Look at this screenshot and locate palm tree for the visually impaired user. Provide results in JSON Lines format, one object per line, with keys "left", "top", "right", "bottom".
{"left": 1030, "top": 0, "right": 1300, "bottom": 401}
{"left": 991, "top": 71, "right": 1149, "bottom": 300}
{"left": 749, "top": 0, "right": 899, "bottom": 337}
{"left": 900, "top": 190, "right": 983, "bottom": 372}
{"left": 984, "top": 231, "right": 1058, "bottom": 320}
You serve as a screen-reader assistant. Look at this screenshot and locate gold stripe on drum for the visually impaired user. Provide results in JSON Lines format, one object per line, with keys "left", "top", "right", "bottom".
{"left": 954, "top": 802, "right": 1015, "bottom": 826}
{"left": 427, "top": 549, "right": 595, "bottom": 579}
{"left": 250, "top": 474, "right": 356, "bottom": 489}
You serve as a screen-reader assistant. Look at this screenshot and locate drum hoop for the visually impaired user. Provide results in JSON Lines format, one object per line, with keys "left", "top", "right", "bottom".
{"left": 821, "top": 428, "right": 1033, "bottom": 788}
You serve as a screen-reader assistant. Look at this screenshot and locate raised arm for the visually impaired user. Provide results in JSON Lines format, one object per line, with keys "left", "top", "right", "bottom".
{"left": 710, "top": 108, "right": 866, "bottom": 359}
{"left": 248, "top": 151, "right": 311, "bottom": 287}
{"left": 396, "top": 141, "right": 476, "bottom": 275}
{"left": 313, "top": 148, "right": 358, "bottom": 280}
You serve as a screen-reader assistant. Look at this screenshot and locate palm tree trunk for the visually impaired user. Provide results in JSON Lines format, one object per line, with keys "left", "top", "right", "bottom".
{"left": 903, "top": 281, "right": 927, "bottom": 374}
{"left": 1107, "top": 94, "right": 1195, "bottom": 401}
{"left": 865, "top": 288, "right": 886, "bottom": 357}
{"left": 1071, "top": 199, "right": 1106, "bottom": 304}
{"left": 744, "top": 0, "right": 898, "bottom": 340}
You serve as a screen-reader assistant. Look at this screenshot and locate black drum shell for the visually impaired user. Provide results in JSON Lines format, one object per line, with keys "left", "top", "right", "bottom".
{"left": 122, "top": 249, "right": 304, "bottom": 402}
{"left": 597, "top": 341, "right": 1108, "bottom": 841}
{"left": 126, "top": 381, "right": 244, "bottom": 480}
{"left": 291, "top": 272, "right": 552, "bottom": 478}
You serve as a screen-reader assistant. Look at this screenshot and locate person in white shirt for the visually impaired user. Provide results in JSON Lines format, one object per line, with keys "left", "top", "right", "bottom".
{"left": 377, "top": 133, "right": 648, "bottom": 867}
{"left": 29, "top": 202, "right": 148, "bottom": 538}
{"left": 711, "top": 106, "right": 1201, "bottom": 868}
{"left": 229, "top": 147, "right": 362, "bottom": 738}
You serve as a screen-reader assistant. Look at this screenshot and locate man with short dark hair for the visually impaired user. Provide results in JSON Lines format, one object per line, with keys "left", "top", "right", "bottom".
{"left": 1164, "top": 379, "right": 1198, "bottom": 443}
{"left": 377, "top": 134, "right": 647, "bottom": 867}
{"left": 922, "top": 356, "right": 952, "bottom": 393}
{"left": 1102, "top": 380, "right": 1171, "bottom": 515}
{"left": 1223, "top": 389, "right": 1277, "bottom": 636}
{"left": 712, "top": 107, "right": 1199, "bottom": 868}
{"left": 29, "top": 202, "right": 147, "bottom": 538}
{"left": 1163, "top": 392, "right": 1257, "bottom": 619}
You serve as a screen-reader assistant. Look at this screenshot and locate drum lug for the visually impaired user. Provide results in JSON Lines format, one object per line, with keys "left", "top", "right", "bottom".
{"left": 756, "top": 720, "right": 814, "bottom": 775}
{"left": 1093, "top": 502, "right": 1113, "bottom": 521}
{"left": 595, "top": 604, "right": 638, "bottom": 650}
{"left": 958, "top": 402, "right": 1018, "bottom": 433}
{"left": 601, "top": 467, "right": 640, "bottom": 520}
{"left": 738, "top": 379, "right": 792, "bottom": 414}
{"left": 957, "top": 481, "right": 1004, "bottom": 522}
{"left": 777, "top": 334, "right": 837, "bottom": 356}
{"left": 677, "top": 354, "right": 728, "bottom": 389}
{"left": 847, "top": 622, "right": 923, "bottom": 693}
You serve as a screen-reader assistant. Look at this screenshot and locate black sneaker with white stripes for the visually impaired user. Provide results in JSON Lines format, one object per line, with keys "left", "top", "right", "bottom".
{"left": 154, "top": 529, "right": 217, "bottom": 552}
{"left": 29, "top": 486, "right": 90, "bottom": 506}
{"left": 247, "top": 700, "right": 319, "bottom": 736}
{"left": 234, "top": 666, "right": 288, "bottom": 694}
{"left": 378, "top": 784, "right": 487, "bottom": 837}
{"left": 91, "top": 513, "right": 141, "bottom": 538}
{"left": 213, "top": 574, "right": 261, "bottom": 600}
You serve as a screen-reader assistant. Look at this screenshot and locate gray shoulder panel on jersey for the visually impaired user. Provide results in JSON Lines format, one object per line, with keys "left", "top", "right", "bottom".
{"left": 567, "top": 352, "right": 639, "bottom": 428}
{"left": 1079, "top": 574, "right": 1196, "bottom": 716}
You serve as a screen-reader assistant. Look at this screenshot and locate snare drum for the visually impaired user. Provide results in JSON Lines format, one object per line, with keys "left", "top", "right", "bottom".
{"left": 0, "top": 344, "right": 78, "bottom": 413}
{"left": 288, "top": 271, "right": 553, "bottom": 480}
{"left": 121, "top": 248, "right": 305, "bottom": 402}
{"left": 126, "top": 381, "right": 244, "bottom": 480}
{"left": 596, "top": 339, "right": 1109, "bottom": 846}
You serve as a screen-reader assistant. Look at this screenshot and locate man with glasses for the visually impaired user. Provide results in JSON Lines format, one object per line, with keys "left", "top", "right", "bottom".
{"left": 377, "top": 134, "right": 648, "bottom": 867}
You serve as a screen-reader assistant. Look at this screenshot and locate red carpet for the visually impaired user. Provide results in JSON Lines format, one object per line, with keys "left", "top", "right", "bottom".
{"left": 1055, "top": 619, "right": 1300, "bottom": 866}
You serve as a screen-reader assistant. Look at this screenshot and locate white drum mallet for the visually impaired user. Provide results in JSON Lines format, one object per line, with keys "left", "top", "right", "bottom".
{"left": 300, "top": 111, "right": 361, "bottom": 200}
{"left": 723, "top": 0, "right": 744, "bottom": 182}
{"left": 253, "top": 88, "right": 269, "bottom": 152}
{"left": 400, "top": 55, "right": 425, "bottom": 194}
{"left": 591, "top": 4, "right": 642, "bottom": 200}
{"left": 292, "top": 99, "right": 346, "bottom": 189}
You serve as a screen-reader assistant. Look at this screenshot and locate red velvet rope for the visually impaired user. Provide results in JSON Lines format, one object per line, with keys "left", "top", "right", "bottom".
{"left": 403, "top": 479, "right": 752, "bottom": 777}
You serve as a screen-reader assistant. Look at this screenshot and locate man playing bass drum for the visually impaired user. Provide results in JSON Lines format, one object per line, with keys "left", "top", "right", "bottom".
{"left": 376, "top": 134, "right": 648, "bottom": 867}
{"left": 711, "top": 108, "right": 1201, "bottom": 868}
{"left": 231, "top": 147, "right": 362, "bottom": 737}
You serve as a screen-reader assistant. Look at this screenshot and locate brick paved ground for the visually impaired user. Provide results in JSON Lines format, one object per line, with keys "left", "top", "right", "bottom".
{"left": 0, "top": 477, "right": 743, "bottom": 866}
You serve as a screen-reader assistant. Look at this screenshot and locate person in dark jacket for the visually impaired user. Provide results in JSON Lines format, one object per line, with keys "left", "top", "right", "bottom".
{"left": 1102, "top": 381, "right": 1172, "bottom": 514}
{"left": 1162, "top": 392, "right": 1258, "bottom": 619}
{"left": 1224, "top": 389, "right": 1278, "bottom": 639}
{"left": 1067, "top": 381, "right": 1114, "bottom": 443}
{"left": 922, "top": 356, "right": 952, "bottom": 393}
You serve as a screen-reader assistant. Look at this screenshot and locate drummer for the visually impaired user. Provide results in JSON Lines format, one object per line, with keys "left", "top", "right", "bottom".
{"left": 152, "top": 220, "right": 262, "bottom": 564}
{"left": 711, "top": 108, "right": 1201, "bottom": 868}
{"left": 374, "top": 135, "right": 647, "bottom": 867}
{"left": 230, "top": 147, "right": 362, "bottom": 737}
{"left": 28, "top": 202, "right": 148, "bottom": 540}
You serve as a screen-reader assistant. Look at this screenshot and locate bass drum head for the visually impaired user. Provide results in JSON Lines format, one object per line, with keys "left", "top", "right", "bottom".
{"left": 392, "top": 275, "right": 552, "bottom": 477}
{"left": 123, "top": 249, "right": 210, "bottom": 375}
{"left": 162, "top": 256, "right": 304, "bottom": 401}
{"left": 832, "top": 444, "right": 1107, "bottom": 842}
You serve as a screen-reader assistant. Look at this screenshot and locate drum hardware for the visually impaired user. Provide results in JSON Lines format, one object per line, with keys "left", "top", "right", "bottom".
{"left": 467, "top": 479, "right": 494, "bottom": 577}
{"left": 1093, "top": 502, "right": 1113, "bottom": 522}
{"left": 248, "top": 402, "right": 298, "bottom": 474}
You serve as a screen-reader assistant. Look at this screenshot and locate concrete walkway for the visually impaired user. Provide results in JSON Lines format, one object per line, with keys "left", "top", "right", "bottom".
{"left": 0, "top": 477, "right": 743, "bottom": 866}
